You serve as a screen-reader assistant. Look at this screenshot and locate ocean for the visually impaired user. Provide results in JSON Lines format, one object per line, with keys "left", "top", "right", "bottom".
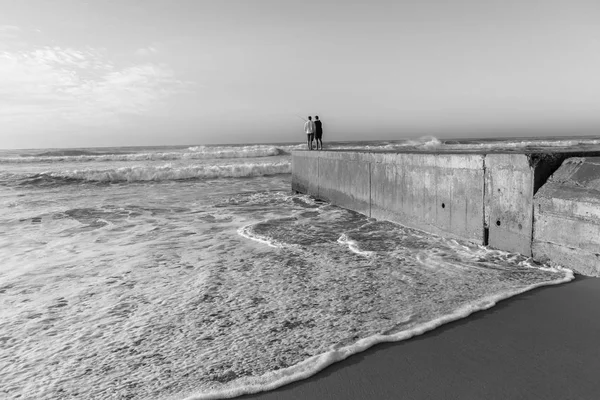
{"left": 1, "top": 136, "right": 597, "bottom": 399}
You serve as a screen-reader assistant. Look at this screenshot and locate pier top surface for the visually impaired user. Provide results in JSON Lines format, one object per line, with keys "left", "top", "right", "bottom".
{"left": 292, "top": 145, "right": 600, "bottom": 156}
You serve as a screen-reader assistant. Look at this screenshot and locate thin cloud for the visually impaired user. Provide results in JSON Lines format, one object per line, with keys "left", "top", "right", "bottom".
{"left": 0, "top": 45, "right": 190, "bottom": 129}
{"left": 0, "top": 25, "right": 21, "bottom": 41}
{"left": 135, "top": 46, "right": 158, "bottom": 56}
{"left": 0, "top": 25, "right": 20, "bottom": 33}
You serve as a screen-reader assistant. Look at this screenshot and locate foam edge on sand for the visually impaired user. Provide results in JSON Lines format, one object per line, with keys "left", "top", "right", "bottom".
{"left": 183, "top": 266, "right": 574, "bottom": 400}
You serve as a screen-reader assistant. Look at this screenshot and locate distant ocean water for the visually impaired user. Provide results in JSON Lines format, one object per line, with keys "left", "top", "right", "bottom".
{"left": 1, "top": 136, "right": 597, "bottom": 399}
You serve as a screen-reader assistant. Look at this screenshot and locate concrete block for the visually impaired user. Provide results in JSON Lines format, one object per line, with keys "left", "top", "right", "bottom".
{"left": 533, "top": 157, "right": 600, "bottom": 276}
{"left": 485, "top": 154, "right": 534, "bottom": 256}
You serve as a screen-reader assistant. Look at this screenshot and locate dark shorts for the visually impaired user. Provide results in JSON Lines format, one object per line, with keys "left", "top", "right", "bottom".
{"left": 315, "top": 133, "right": 322, "bottom": 140}
{"left": 307, "top": 133, "right": 315, "bottom": 141}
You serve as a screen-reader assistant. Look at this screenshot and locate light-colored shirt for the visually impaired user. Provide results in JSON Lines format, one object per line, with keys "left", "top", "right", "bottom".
{"left": 304, "top": 120, "right": 315, "bottom": 134}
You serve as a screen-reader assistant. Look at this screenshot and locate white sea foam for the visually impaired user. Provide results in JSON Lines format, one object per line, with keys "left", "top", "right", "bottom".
{"left": 0, "top": 182, "right": 575, "bottom": 400}
{"left": 325, "top": 137, "right": 600, "bottom": 152}
{"left": 443, "top": 138, "right": 600, "bottom": 150}
{"left": 337, "top": 233, "right": 375, "bottom": 257}
{"left": 0, "top": 146, "right": 291, "bottom": 164}
{"left": 188, "top": 144, "right": 305, "bottom": 154}
{"left": 325, "top": 137, "right": 443, "bottom": 151}
{"left": 20, "top": 161, "right": 291, "bottom": 183}
{"left": 185, "top": 264, "right": 573, "bottom": 400}
{"left": 237, "top": 225, "right": 285, "bottom": 248}
{"left": 4, "top": 137, "right": 599, "bottom": 165}
{"left": 0, "top": 139, "right": 580, "bottom": 400}
{"left": 400, "top": 136, "right": 443, "bottom": 149}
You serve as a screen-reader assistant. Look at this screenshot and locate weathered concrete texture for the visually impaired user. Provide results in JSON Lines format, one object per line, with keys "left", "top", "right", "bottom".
{"left": 533, "top": 157, "right": 600, "bottom": 276}
{"left": 370, "top": 154, "right": 484, "bottom": 243}
{"left": 318, "top": 157, "right": 371, "bottom": 217}
{"left": 291, "top": 151, "right": 370, "bottom": 216}
{"left": 293, "top": 151, "right": 486, "bottom": 243}
{"left": 292, "top": 151, "right": 319, "bottom": 195}
{"left": 485, "top": 154, "right": 535, "bottom": 256}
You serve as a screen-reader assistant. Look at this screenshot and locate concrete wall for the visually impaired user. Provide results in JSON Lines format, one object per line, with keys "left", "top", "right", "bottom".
{"left": 533, "top": 157, "right": 600, "bottom": 276}
{"left": 292, "top": 151, "right": 600, "bottom": 276}
{"left": 485, "top": 154, "right": 535, "bottom": 256}
{"left": 318, "top": 152, "right": 371, "bottom": 217}
{"left": 292, "top": 151, "right": 487, "bottom": 243}
{"left": 369, "top": 153, "right": 485, "bottom": 243}
{"left": 291, "top": 151, "right": 319, "bottom": 195}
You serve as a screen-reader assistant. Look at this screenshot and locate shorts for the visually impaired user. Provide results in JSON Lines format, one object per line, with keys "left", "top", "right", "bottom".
{"left": 315, "top": 133, "right": 322, "bottom": 140}
{"left": 307, "top": 133, "right": 315, "bottom": 141}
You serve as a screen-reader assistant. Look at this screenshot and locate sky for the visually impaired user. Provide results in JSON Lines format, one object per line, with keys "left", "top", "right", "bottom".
{"left": 1, "top": 0, "right": 600, "bottom": 149}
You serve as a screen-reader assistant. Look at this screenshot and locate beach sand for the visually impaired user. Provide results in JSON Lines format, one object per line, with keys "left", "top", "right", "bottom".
{"left": 241, "top": 275, "right": 600, "bottom": 399}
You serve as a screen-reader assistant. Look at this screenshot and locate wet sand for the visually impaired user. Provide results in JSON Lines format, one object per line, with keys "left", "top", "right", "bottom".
{"left": 241, "top": 275, "right": 600, "bottom": 399}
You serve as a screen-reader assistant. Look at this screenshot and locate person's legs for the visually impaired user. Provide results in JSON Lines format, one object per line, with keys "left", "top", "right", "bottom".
{"left": 310, "top": 134, "right": 315, "bottom": 150}
{"left": 307, "top": 134, "right": 312, "bottom": 150}
{"left": 318, "top": 137, "right": 323, "bottom": 150}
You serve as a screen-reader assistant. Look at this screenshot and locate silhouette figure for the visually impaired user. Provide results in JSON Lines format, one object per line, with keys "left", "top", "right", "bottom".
{"left": 314, "top": 116, "right": 323, "bottom": 150}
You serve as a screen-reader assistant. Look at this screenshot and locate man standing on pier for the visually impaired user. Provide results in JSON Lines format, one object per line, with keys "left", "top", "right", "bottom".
{"left": 314, "top": 116, "right": 323, "bottom": 150}
{"left": 304, "top": 116, "right": 315, "bottom": 150}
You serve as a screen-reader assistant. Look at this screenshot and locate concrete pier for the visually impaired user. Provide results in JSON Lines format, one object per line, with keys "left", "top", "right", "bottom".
{"left": 533, "top": 157, "right": 600, "bottom": 276}
{"left": 292, "top": 149, "right": 600, "bottom": 276}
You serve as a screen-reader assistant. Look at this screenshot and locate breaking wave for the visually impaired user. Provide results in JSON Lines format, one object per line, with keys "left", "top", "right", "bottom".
{"left": 441, "top": 137, "right": 600, "bottom": 150}
{"left": 338, "top": 137, "right": 600, "bottom": 152}
{"left": 7, "top": 136, "right": 599, "bottom": 165}
{"left": 15, "top": 161, "right": 291, "bottom": 185}
{"left": 187, "top": 144, "right": 306, "bottom": 154}
{"left": 1, "top": 146, "right": 296, "bottom": 164}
